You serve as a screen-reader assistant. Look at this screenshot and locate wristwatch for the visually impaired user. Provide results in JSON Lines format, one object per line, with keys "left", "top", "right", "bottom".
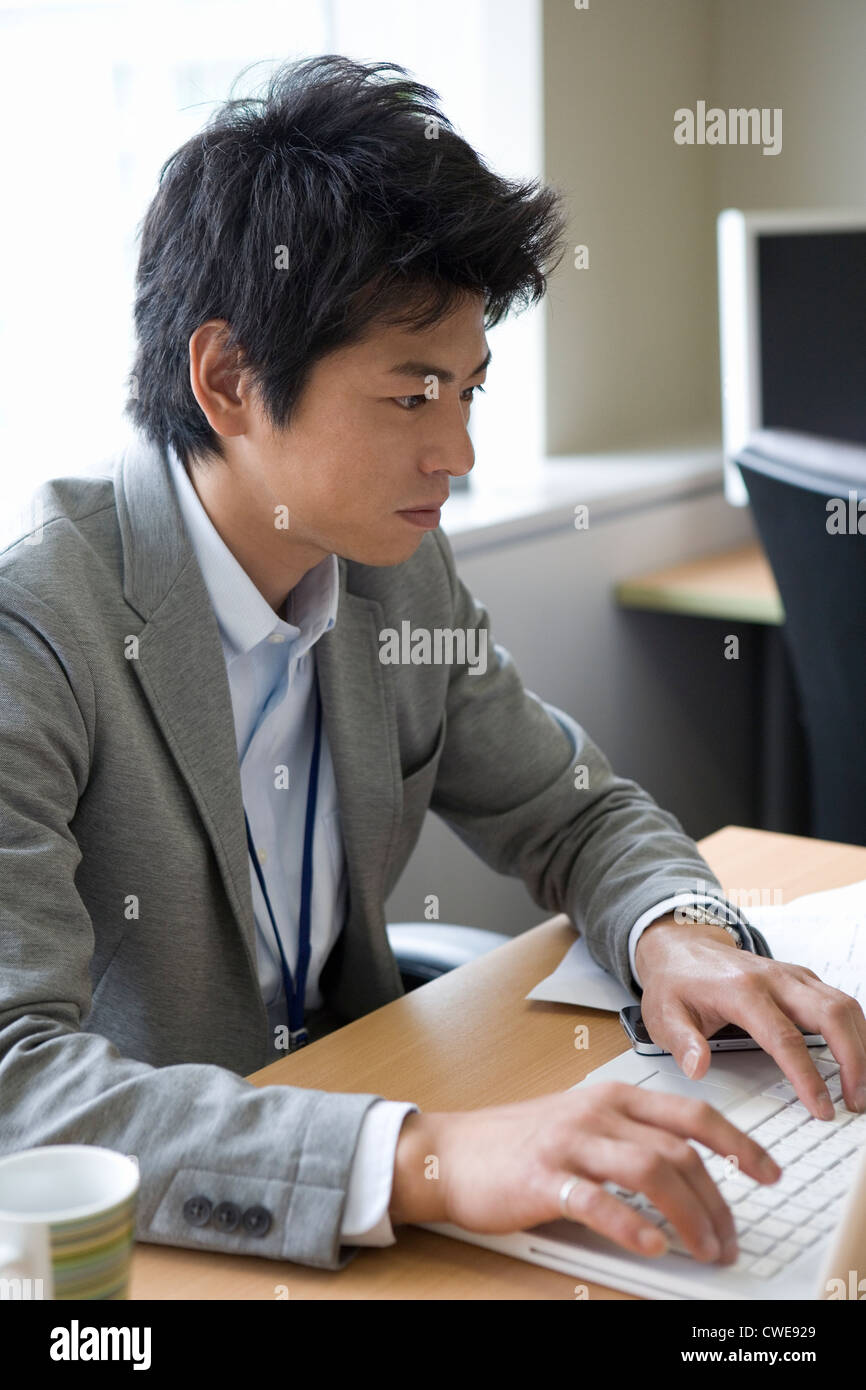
{"left": 678, "top": 903, "right": 745, "bottom": 948}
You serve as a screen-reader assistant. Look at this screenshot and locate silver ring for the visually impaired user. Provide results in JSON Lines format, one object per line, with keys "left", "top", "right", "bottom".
{"left": 558, "top": 1175, "right": 582, "bottom": 1220}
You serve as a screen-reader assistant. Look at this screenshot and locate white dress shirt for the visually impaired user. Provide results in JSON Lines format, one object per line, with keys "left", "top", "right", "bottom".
{"left": 167, "top": 444, "right": 757, "bottom": 1247}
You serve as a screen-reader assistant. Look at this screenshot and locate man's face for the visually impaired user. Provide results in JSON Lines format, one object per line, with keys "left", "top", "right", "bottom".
{"left": 239, "top": 291, "right": 487, "bottom": 567}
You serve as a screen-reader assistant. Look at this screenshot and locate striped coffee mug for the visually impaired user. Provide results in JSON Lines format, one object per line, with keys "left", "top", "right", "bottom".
{"left": 0, "top": 1146, "right": 139, "bottom": 1300}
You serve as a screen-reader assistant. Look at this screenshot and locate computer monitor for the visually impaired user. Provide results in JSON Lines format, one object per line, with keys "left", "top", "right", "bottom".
{"left": 717, "top": 208, "right": 866, "bottom": 504}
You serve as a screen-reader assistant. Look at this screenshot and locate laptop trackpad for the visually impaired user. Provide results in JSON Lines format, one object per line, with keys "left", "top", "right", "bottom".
{"left": 637, "top": 1071, "right": 740, "bottom": 1105}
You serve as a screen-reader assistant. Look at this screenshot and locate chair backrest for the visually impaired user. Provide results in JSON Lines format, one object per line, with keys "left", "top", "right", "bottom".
{"left": 736, "top": 430, "right": 866, "bottom": 846}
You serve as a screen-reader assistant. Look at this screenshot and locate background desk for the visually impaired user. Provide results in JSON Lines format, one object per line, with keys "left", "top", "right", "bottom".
{"left": 130, "top": 825, "right": 866, "bottom": 1300}
{"left": 614, "top": 541, "right": 783, "bottom": 626}
{"left": 615, "top": 542, "right": 808, "bottom": 836}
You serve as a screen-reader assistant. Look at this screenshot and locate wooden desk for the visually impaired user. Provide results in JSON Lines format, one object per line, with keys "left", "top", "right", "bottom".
{"left": 615, "top": 541, "right": 783, "bottom": 626}
{"left": 130, "top": 826, "right": 866, "bottom": 1301}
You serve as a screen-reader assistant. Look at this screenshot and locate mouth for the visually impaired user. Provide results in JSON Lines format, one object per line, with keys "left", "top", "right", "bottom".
{"left": 396, "top": 506, "right": 443, "bottom": 530}
{"left": 396, "top": 496, "right": 449, "bottom": 531}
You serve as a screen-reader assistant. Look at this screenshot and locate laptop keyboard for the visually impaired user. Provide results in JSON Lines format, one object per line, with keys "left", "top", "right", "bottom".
{"left": 606, "top": 1053, "right": 866, "bottom": 1279}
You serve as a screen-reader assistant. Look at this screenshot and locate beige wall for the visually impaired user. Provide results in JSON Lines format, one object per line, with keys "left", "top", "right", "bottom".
{"left": 543, "top": 0, "right": 866, "bottom": 455}
{"left": 712, "top": 0, "right": 866, "bottom": 211}
{"left": 387, "top": 0, "right": 866, "bottom": 938}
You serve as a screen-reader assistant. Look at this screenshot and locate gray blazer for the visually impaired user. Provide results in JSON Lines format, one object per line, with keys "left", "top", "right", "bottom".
{"left": 0, "top": 431, "right": 765, "bottom": 1269}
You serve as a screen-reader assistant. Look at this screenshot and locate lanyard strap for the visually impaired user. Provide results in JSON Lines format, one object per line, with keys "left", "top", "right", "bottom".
{"left": 244, "top": 675, "right": 323, "bottom": 1050}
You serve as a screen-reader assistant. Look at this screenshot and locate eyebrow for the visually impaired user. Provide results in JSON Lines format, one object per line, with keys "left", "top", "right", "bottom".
{"left": 386, "top": 346, "right": 492, "bottom": 384}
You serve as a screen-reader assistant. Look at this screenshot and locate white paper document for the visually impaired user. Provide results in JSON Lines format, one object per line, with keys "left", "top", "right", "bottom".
{"left": 525, "top": 934, "right": 637, "bottom": 1011}
{"left": 526, "top": 878, "right": 866, "bottom": 1012}
{"left": 748, "top": 877, "right": 866, "bottom": 1007}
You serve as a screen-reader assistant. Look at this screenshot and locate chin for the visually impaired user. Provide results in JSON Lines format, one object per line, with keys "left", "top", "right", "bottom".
{"left": 342, "top": 532, "right": 427, "bottom": 569}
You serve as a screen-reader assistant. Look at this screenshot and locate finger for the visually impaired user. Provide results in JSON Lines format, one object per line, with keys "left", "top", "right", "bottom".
{"left": 607, "top": 1116, "right": 740, "bottom": 1262}
{"left": 612, "top": 1083, "right": 781, "bottom": 1185}
{"left": 566, "top": 1132, "right": 732, "bottom": 1264}
{"left": 729, "top": 984, "right": 858, "bottom": 1119}
{"left": 775, "top": 976, "right": 866, "bottom": 1114}
{"left": 644, "top": 997, "right": 718, "bottom": 1081}
{"left": 555, "top": 1172, "right": 671, "bottom": 1258}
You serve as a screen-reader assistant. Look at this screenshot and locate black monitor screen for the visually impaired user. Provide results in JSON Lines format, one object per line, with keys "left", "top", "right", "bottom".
{"left": 758, "top": 230, "right": 866, "bottom": 445}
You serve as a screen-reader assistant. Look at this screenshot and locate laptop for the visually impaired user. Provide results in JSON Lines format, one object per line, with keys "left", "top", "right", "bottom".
{"left": 419, "top": 1044, "right": 866, "bottom": 1299}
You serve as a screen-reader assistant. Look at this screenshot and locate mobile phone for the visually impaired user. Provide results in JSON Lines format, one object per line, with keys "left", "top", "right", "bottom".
{"left": 619, "top": 1004, "right": 826, "bottom": 1055}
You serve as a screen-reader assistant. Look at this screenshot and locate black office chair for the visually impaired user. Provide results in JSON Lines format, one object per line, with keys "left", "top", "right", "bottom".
{"left": 386, "top": 923, "right": 511, "bottom": 991}
{"left": 736, "top": 429, "right": 866, "bottom": 846}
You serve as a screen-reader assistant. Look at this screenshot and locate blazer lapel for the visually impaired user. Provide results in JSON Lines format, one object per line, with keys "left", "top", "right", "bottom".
{"left": 114, "top": 433, "right": 260, "bottom": 986}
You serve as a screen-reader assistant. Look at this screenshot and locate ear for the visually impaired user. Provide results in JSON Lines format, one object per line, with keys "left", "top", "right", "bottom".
{"left": 188, "top": 320, "right": 252, "bottom": 438}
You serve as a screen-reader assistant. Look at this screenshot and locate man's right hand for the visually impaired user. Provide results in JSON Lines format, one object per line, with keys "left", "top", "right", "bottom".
{"left": 388, "top": 1082, "right": 782, "bottom": 1264}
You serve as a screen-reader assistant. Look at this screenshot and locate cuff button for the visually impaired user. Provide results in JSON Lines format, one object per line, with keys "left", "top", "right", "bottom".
{"left": 213, "top": 1201, "right": 241, "bottom": 1233}
{"left": 242, "top": 1205, "right": 272, "bottom": 1237}
{"left": 182, "top": 1195, "right": 213, "bottom": 1227}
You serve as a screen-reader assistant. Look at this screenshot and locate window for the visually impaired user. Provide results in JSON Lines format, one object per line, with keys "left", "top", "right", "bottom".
{"left": 0, "top": 0, "right": 543, "bottom": 531}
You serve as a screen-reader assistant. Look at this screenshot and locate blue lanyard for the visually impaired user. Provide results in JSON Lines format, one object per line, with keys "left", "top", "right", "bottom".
{"left": 244, "top": 676, "right": 323, "bottom": 1051}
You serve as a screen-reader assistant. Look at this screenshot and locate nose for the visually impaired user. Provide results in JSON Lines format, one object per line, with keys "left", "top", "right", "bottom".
{"left": 418, "top": 395, "right": 475, "bottom": 482}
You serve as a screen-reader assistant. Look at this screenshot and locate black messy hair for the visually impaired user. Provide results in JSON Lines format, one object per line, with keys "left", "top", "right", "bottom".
{"left": 127, "top": 53, "right": 568, "bottom": 465}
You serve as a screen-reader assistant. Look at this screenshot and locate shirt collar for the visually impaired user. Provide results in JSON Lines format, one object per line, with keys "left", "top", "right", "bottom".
{"left": 166, "top": 444, "right": 338, "bottom": 661}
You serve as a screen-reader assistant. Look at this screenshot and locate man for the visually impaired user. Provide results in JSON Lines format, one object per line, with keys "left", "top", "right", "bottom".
{"left": 1, "top": 54, "right": 864, "bottom": 1275}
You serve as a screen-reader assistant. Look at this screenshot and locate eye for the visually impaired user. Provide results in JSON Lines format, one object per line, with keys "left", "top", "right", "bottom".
{"left": 392, "top": 384, "right": 486, "bottom": 410}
